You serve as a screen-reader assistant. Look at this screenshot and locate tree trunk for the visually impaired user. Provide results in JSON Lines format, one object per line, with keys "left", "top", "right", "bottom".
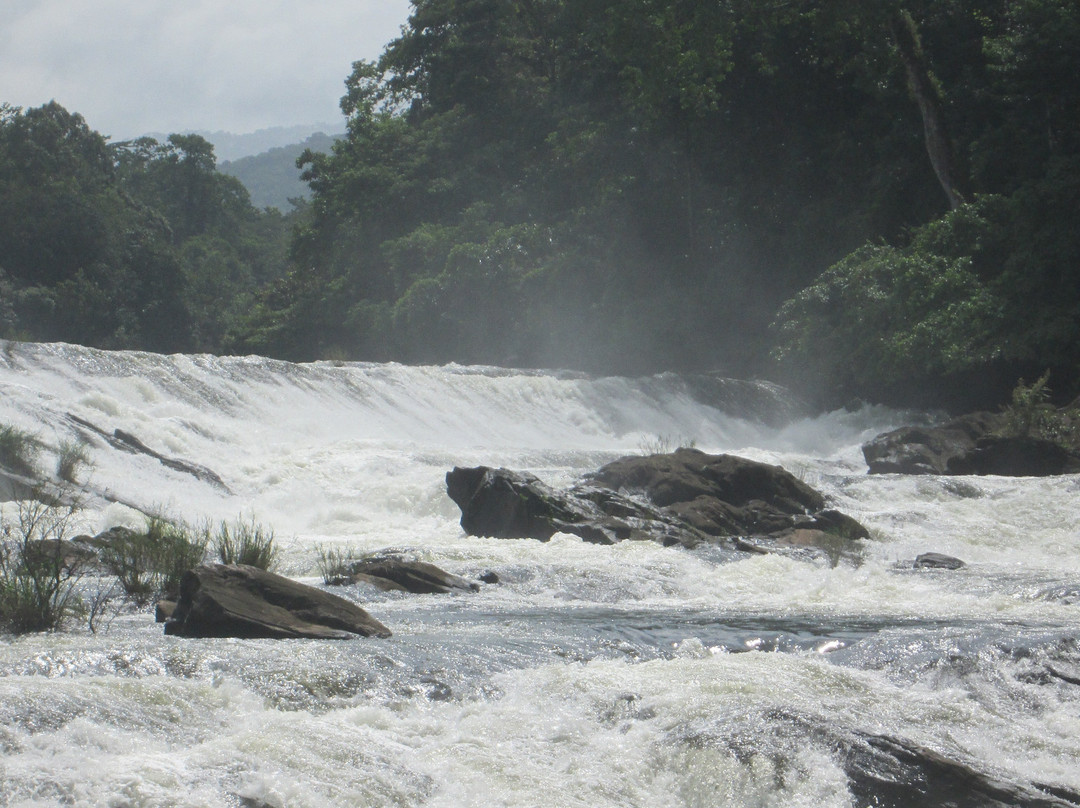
{"left": 891, "top": 10, "right": 966, "bottom": 210}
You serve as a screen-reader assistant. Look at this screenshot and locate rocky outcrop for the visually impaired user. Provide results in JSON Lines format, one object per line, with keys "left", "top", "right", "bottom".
{"left": 446, "top": 448, "right": 868, "bottom": 553}
{"left": 947, "top": 435, "right": 1080, "bottom": 476}
{"left": 863, "top": 412, "right": 1080, "bottom": 476}
{"left": 842, "top": 730, "right": 1080, "bottom": 808}
{"left": 164, "top": 563, "right": 391, "bottom": 639}
{"left": 66, "top": 413, "right": 231, "bottom": 491}
{"left": 862, "top": 412, "right": 1001, "bottom": 475}
{"left": 680, "top": 709, "right": 1080, "bottom": 808}
{"left": 334, "top": 557, "right": 481, "bottom": 595}
{"left": 445, "top": 463, "right": 697, "bottom": 546}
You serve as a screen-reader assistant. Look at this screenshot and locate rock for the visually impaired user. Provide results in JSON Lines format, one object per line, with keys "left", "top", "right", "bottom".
{"left": 445, "top": 464, "right": 695, "bottom": 546}
{"left": 446, "top": 449, "right": 868, "bottom": 553}
{"left": 0, "top": 467, "right": 35, "bottom": 503}
{"left": 862, "top": 412, "right": 1003, "bottom": 474}
{"left": 347, "top": 573, "right": 409, "bottom": 593}
{"left": 163, "top": 564, "right": 391, "bottom": 639}
{"left": 22, "top": 538, "right": 98, "bottom": 571}
{"left": 946, "top": 435, "right": 1080, "bottom": 476}
{"left": 65, "top": 413, "right": 231, "bottom": 492}
{"left": 863, "top": 412, "right": 1080, "bottom": 476}
{"left": 843, "top": 731, "right": 1080, "bottom": 808}
{"left": 682, "top": 709, "right": 1080, "bottom": 808}
{"left": 914, "top": 552, "right": 966, "bottom": 570}
{"left": 587, "top": 449, "right": 825, "bottom": 513}
{"left": 346, "top": 558, "right": 480, "bottom": 595}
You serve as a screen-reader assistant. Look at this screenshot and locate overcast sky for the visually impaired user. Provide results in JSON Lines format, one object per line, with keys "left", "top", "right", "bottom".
{"left": 0, "top": 0, "right": 413, "bottom": 139}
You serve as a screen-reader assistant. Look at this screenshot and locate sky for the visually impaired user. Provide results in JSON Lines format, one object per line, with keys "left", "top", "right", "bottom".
{"left": 0, "top": 0, "right": 413, "bottom": 140}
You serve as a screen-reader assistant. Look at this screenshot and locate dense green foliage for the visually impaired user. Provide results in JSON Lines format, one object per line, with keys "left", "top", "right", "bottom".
{"left": 232, "top": 0, "right": 938, "bottom": 373}
{"left": 222, "top": 0, "right": 1078, "bottom": 407}
{"left": 3, "top": 0, "right": 1077, "bottom": 409}
{"left": 770, "top": 0, "right": 1080, "bottom": 406}
{"left": 0, "top": 103, "right": 297, "bottom": 353}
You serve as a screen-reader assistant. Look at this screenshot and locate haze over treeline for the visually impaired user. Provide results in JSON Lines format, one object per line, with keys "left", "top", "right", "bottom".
{"left": 1, "top": 0, "right": 1077, "bottom": 410}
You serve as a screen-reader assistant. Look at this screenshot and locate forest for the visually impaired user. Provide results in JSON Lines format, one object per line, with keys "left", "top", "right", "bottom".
{"left": 1, "top": 0, "right": 1077, "bottom": 410}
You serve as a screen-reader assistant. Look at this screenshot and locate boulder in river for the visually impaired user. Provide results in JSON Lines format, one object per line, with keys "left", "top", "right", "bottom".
{"left": 164, "top": 563, "right": 391, "bottom": 639}
{"left": 913, "top": 552, "right": 967, "bottom": 570}
{"left": 446, "top": 448, "right": 869, "bottom": 552}
{"left": 863, "top": 412, "right": 1080, "bottom": 476}
{"left": 445, "top": 463, "right": 696, "bottom": 546}
{"left": 341, "top": 557, "right": 481, "bottom": 595}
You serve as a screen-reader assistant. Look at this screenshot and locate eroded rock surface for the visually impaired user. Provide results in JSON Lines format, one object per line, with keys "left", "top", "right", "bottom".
{"left": 446, "top": 448, "right": 868, "bottom": 553}
{"left": 863, "top": 412, "right": 1080, "bottom": 476}
{"left": 164, "top": 563, "right": 391, "bottom": 639}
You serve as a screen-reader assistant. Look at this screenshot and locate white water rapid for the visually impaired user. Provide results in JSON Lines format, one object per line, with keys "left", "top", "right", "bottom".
{"left": 1, "top": 342, "right": 1078, "bottom": 807}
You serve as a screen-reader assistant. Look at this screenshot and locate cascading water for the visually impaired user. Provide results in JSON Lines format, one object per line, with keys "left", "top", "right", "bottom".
{"left": 0, "top": 341, "right": 1077, "bottom": 807}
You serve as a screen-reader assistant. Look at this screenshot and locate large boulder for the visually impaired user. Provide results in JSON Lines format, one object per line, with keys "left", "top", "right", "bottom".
{"left": 446, "top": 449, "right": 868, "bottom": 552}
{"left": 585, "top": 449, "right": 830, "bottom": 537}
{"left": 164, "top": 564, "right": 391, "bottom": 639}
{"left": 862, "top": 412, "right": 1002, "bottom": 475}
{"left": 946, "top": 435, "right": 1080, "bottom": 476}
{"left": 863, "top": 412, "right": 1080, "bottom": 476}
{"left": 445, "top": 464, "right": 704, "bottom": 547}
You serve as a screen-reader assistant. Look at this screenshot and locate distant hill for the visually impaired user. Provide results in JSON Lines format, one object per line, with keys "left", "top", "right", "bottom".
{"left": 199, "top": 123, "right": 345, "bottom": 161}
{"left": 140, "top": 123, "right": 345, "bottom": 162}
{"left": 219, "top": 132, "right": 341, "bottom": 210}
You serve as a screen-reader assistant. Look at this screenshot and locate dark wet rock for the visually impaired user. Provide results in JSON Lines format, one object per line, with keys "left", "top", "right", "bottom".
{"left": 22, "top": 538, "right": 99, "bottom": 571}
{"left": 863, "top": 412, "right": 1003, "bottom": 474}
{"left": 164, "top": 563, "right": 391, "bottom": 639}
{"left": 587, "top": 449, "right": 825, "bottom": 513}
{"left": 445, "top": 464, "right": 696, "bottom": 546}
{"left": 446, "top": 448, "right": 867, "bottom": 553}
{"left": 914, "top": 552, "right": 967, "bottom": 570}
{"left": 947, "top": 435, "right": 1080, "bottom": 476}
{"left": 864, "top": 412, "right": 1080, "bottom": 476}
{"left": 345, "top": 557, "right": 480, "bottom": 595}
{"left": 82, "top": 525, "right": 139, "bottom": 551}
{"left": 66, "top": 413, "right": 231, "bottom": 492}
{"left": 844, "top": 731, "right": 1080, "bottom": 808}
{"left": 345, "top": 573, "right": 410, "bottom": 593}
{"left": 678, "top": 709, "right": 1080, "bottom": 808}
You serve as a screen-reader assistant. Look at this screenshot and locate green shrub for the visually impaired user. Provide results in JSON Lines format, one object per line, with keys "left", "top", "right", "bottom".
{"left": 1000, "top": 372, "right": 1079, "bottom": 448}
{"left": 637, "top": 434, "right": 696, "bottom": 455}
{"left": 0, "top": 497, "right": 85, "bottom": 633}
{"left": 100, "top": 527, "right": 156, "bottom": 603}
{"left": 56, "top": 438, "right": 92, "bottom": 484}
{"left": 771, "top": 197, "right": 1011, "bottom": 404}
{"left": 315, "top": 544, "right": 358, "bottom": 585}
{"left": 0, "top": 424, "right": 41, "bottom": 477}
{"left": 213, "top": 517, "right": 278, "bottom": 570}
{"left": 100, "top": 515, "right": 208, "bottom": 604}
{"left": 148, "top": 516, "right": 209, "bottom": 600}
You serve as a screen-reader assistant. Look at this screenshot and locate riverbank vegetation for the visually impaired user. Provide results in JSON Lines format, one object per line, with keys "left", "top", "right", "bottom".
{"left": 0, "top": 426, "right": 280, "bottom": 633}
{"left": 2, "top": 1, "right": 1077, "bottom": 411}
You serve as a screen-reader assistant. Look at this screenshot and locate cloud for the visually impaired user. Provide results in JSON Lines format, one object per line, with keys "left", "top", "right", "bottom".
{"left": 0, "top": 0, "right": 411, "bottom": 138}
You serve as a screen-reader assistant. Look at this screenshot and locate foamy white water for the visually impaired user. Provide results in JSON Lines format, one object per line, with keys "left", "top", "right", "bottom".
{"left": 1, "top": 342, "right": 1078, "bottom": 807}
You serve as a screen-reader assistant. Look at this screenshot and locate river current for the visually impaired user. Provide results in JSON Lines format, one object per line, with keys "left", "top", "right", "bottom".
{"left": 0, "top": 342, "right": 1077, "bottom": 806}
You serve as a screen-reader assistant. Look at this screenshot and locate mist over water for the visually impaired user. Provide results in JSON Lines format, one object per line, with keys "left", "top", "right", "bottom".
{"left": 1, "top": 342, "right": 1078, "bottom": 806}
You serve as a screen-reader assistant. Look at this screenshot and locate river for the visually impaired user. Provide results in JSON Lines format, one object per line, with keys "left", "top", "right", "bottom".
{"left": 1, "top": 342, "right": 1077, "bottom": 806}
